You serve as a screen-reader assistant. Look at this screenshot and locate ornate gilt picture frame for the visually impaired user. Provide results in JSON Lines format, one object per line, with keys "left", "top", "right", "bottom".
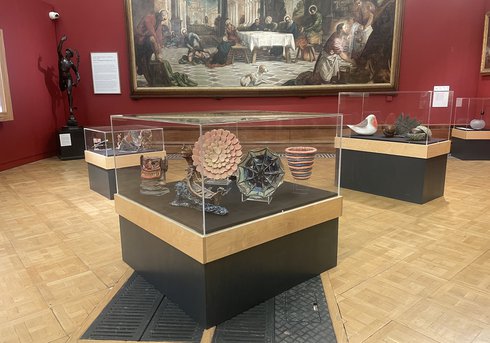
{"left": 481, "top": 11, "right": 490, "bottom": 74}
{"left": 125, "top": 0, "right": 404, "bottom": 97}
{"left": 0, "top": 29, "right": 13, "bottom": 121}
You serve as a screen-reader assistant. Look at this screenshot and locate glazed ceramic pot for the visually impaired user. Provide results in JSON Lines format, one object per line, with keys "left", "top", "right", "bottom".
{"left": 285, "top": 146, "right": 317, "bottom": 180}
{"left": 382, "top": 125, "right": 396, "bottom": 137}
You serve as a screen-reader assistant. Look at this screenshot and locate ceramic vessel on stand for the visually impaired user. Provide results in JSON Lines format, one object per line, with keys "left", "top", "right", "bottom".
{"left": 285, "top": 146, "right": 317, "bottom": 180}
{"left": 470, "top": 111, "right": 486, "bottom": 130}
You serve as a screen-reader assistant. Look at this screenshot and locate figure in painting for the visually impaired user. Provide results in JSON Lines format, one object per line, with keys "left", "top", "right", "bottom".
{"left": 354, "top": 0, "right": 395, "bottom": 83}
{"left": 57, "top": 35, "right": 80, "bottom": 126}
{"left": 313, "top": 22, "right": 354, "bottom": 83}
{"left": 351, "top": 0, "right": 376, "bottom": 59}
{"left": 134, "top": 10, "right": 165, "bottom": 85}
{"left": 181, "top": 29, "right": 208, "bottom": 64}
{"left": 206, "top": 36, "right": 233, "bottom": 67}
{"left": 263, "top": 16, "right": 277, "bottom": 32}
{"left": 134, "top": 9, "right": 196, "bottom": 87}
{"left": 225, "top": 19, "right": 241, "bottom": 45}
{"left": 303, "top": 5, "right": 323, "bottom": 50}
{"left": 282, "top": 15, "right": 299, "bottom": 39}
{"left": 283, "top": 21, "right": 353, "bottom": 85}
{"left": 248, "top": 18, "right": 263, "bottom": 31}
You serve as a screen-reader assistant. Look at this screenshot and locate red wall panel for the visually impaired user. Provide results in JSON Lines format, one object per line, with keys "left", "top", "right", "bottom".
{"left": 0, "top": 0, "right": 64, "bottom": 170}
{"left": 1, "top": 0, "right": 488, "bottom": 170}
{"left": 400, "top": 0, "right": 484, "bottom": 99}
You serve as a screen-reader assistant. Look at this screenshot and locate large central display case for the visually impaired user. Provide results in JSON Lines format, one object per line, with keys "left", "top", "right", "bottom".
{"left": 111, "top": 111, "right": 343, "bottom": 327}
{"left": 337, "top": 91, "right": 453, "bottom": 203}
{"left": 451, "top": 97, "right": 490, "bottom": 160}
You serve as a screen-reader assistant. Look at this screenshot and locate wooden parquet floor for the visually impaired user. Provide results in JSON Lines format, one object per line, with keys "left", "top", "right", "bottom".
{"left": 0, "top": 156, "right": 489, "bottom": 342}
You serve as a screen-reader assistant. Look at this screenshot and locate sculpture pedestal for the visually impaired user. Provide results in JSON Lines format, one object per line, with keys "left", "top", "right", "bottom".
{"left": 451, "top": 128, "right": 490, "bottom": 160}
{"left": 58, "top": 126, "right": 84, "bottom": 160}
{"left": 336, "top": 136, "right": 451, "bottom": 204}
{"left": 84, "top": 150, "right": 165, "bottom": 200}
{"left": 114, "top": 183, "right": 342, "bottom": 328}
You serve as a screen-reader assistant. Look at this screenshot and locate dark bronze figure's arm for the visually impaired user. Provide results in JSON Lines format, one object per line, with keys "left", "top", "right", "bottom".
{"left": 57, "top": 35, "right": 67, "bottom": 58}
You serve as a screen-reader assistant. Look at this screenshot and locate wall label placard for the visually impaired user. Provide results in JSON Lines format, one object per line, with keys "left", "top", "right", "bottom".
{"left": 90, "top": 52, "right": 121, "bottom": 94}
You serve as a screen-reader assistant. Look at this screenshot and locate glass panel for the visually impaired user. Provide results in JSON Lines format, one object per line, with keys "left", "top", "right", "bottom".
{"left": 111, "top": 111, "right": 341, "bottom": 236}
{"left": 338, "top": 91, "right": 454, "bottom": 144}
{"left": 453, "top": 98, "right": 489, "bottom": 130}
{"left": 85, "top": 125, "right": 164, "bottom": 157}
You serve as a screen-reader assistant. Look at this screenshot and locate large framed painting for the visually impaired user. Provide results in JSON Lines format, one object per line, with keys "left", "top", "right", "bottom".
{"left": 481, "top": 12, "right": 490, "bottom": 74}
{"left": 125, "top": 0, "right": 404, "bottom": 97}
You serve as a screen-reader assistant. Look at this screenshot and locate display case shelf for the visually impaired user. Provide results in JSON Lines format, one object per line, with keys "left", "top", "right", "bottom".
{"left": 111, "top": 111, "right": 343, "bottom": 327}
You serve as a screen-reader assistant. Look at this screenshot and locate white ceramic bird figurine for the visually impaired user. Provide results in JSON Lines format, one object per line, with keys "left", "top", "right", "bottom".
{"left": 348, "top": 114, "right": 378, "bottom": 135}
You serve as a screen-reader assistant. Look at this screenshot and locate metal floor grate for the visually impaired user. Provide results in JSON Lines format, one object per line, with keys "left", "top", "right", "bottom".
{"left": 275, "top": 276, "right": 337, "bottom": 342}
{"left": 82, "top": 274, "right": 335, "bottom": 342}
{"left": 81, "top": 273, "right": 163, "bottom": 340}
{"left": 141, "top": 298, "right": 204, "bottom": 342}
{"left": 213, "top": 276, "right": 336, "bottom": 343}
{"left": 212, "top": 299, "right": 275, "bottom": 343}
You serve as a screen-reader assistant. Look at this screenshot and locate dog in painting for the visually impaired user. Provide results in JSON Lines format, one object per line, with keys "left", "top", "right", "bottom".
{"left": 240, "top": 65, "right": 268, "bottom": 87}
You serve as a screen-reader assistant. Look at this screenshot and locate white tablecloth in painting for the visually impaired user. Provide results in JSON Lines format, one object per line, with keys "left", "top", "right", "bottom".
{"left": 238, "top": 31, "right": 296, "bottom": 52}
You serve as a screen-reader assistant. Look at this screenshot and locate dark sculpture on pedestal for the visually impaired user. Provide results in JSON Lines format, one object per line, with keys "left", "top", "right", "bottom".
{"left": 57, "top": 35, "right": 80, "bottom": 127}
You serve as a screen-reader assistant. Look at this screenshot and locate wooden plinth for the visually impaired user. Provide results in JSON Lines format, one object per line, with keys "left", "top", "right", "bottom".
{"left": 59, "top": 126, "right": 84, "bottom": 160}
{"left": 85, "top": 150, "right": 165, "bottom": 199}
{"left": 87, "top": 163, "right": 116, "bottom": 199}
{"left": 115, "top": 193, "right": 342, "bottom": 328}
{"left": 451, "top": 128, "right": 490, "bottom": 160}
{"left": 336, "top": 137, "right": 450, "bottom": 204}
{"left": 451, "top": 128, "right": 490, "bottom": 140}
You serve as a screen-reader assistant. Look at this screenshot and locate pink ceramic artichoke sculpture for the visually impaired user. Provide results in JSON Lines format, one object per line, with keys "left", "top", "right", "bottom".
{"left": 192, "top": 129, "right": 243, "bottom": 179}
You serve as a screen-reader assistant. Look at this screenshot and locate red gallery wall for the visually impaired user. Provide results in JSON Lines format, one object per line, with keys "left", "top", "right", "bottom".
{"left": 0, "top": 0, "right": 487, "bottom": 171}
{"left": 0, "top": 1, "right": 64, "bottom": 170}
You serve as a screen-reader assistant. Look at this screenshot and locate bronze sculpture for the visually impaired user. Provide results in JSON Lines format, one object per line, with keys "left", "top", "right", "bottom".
{"left": 57, "top": 35, "right": 80, "bottom": 126}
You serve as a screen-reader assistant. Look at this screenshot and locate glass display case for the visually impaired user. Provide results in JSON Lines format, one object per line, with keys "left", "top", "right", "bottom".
{"left": 338, "top": 90, "right": 454, "bottom": 144}
{"left": 111, "top": 111, "right": 343, "bottom": 327}
{"left": 111, "top": 111, "right": 342, "bottom": 235}
{"left": 337, "top": 91, "right": 453, "bottom": 204}
{"left": 83, "top": 126, "right": 164, "bottom": 199}
{"left": 84, "top": 125, "right": 164, "bottom": 157}
{"left": 451, "top": 98, "right": 490, "bottom": 160}
{"left": 453, "top": 97, "right": 489, "bottom": 130}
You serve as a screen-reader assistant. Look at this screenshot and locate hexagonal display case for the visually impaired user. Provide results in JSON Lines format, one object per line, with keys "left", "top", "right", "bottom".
{"left": 110, "top": 111, "right": 343, "bottom": 328}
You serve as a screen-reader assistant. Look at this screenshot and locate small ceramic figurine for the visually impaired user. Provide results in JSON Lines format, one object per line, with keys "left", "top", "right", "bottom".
{"left": 348, "top": 114, "right": 378, "bottom": 135}
{"left": 139, "top": 155, "right": 169, "bottom": 196}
